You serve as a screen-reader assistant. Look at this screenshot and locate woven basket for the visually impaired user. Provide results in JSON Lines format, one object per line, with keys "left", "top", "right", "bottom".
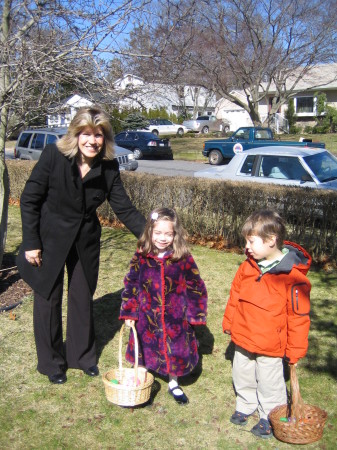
{"left": 269, "top": 365, "right": 327, "bottom": 444}
{"left": 102, "top": 323, "right": 154, "bottom": 407}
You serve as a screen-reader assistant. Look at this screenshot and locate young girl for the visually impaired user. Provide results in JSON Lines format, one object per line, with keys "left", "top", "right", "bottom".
{"left": 119, "top": 207, "right": 208, "bottom": 405}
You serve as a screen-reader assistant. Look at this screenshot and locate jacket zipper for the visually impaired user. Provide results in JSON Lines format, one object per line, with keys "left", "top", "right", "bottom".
{"left": 291, "top": 283, "right": 310, "bottom": 315}
{"left": 159, "top": 259, "right": 170, "bottom": 372}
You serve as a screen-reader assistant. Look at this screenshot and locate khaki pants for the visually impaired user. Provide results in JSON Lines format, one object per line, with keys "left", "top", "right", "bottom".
{"left": 232, "top": 345, "right": 287, "bottom": 420}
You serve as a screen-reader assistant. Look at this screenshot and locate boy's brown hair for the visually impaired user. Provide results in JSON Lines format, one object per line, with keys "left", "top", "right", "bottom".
{"left": 242, "top": 209, "right": 286, "bottom": 249}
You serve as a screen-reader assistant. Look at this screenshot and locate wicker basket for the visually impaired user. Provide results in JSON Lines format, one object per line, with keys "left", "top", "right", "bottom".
{"left": 269, "top": 365, "right": 327, "bottom": 444}
{"left": 102, "top": 323, "right": 154, "bottom": 407}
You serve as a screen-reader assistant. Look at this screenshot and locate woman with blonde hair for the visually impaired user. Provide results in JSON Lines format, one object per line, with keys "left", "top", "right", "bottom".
{"left": 17, "top": 106, "right": 145, "bottom": 384}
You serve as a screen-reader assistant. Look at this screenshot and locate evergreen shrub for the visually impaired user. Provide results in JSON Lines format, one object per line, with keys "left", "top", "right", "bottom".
{"left": 304, "top": 126, "right": 313, "bottom": 134}
{"left": 7, "top": 161, "right": 337, "bottom": 263}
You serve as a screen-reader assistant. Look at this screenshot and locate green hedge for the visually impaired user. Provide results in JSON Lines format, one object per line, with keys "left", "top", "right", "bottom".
{"left": 7, "top": 160, "right": 337, "bottom": 263}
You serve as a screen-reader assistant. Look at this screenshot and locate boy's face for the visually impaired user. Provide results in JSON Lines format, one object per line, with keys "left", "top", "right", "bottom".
{"left": 245, "top": 234, "right": 280, "bottom": 261}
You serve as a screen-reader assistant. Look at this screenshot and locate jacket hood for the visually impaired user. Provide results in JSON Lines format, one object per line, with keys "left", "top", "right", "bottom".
{"left": 247, "top": 240, "right": 311, "bottom": 276}
{"left": 278, "top": 241, "right": 312, "bottom": 275}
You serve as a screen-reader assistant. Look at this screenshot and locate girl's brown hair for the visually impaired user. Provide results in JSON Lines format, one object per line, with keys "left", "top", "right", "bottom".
{"left": 138, "top": 207, "right": 189, "bottom": 260}
{"left": 57, "top": 106, "right": 115, "bottom": 159}
{"left": 242, "top": 209, "right": 286, "bottom": 249}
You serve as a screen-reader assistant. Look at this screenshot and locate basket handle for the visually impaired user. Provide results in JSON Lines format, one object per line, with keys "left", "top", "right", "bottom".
{"left": 118, "top": 323, "right": 139, "bottom": 385}
{"left": 290, "top": 364, "right": 305, "bottom": 426}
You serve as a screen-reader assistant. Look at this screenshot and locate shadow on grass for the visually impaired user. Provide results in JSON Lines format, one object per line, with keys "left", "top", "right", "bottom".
{"left": 93, "top": 289, "right": 124, "bottom": 361}
{"left": 306, "top": 296, "right": 337, "bottom": 380}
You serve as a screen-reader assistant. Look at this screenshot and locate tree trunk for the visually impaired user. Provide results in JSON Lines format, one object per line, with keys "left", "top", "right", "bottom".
{"left": 0, "top": 159, "right": 9, "bottom": 268}
{"left": 0, "top": 0, "right": 10, "bottom": 268}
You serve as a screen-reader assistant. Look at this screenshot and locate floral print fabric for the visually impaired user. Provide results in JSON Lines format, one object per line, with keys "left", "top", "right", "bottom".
{"left": 120, "top": 251, "right": 208, "bottom": 377}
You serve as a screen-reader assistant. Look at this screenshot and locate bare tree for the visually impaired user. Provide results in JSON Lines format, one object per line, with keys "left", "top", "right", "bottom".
{"left": 0, "top": 0, "right": 207, "bottom": 267}
{"left": 125, "top": 0, "right": 337, "bottom": 125}
{"left": 0, "top": 0, "right": 152, "bottom": 266}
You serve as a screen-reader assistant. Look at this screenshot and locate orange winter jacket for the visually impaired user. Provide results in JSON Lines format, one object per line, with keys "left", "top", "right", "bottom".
{"left": 222, "top": 241, "right": 311, "bottom": 363}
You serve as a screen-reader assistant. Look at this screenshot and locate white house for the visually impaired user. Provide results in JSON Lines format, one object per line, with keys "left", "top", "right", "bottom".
{"left": 47, "top": 65, "right": 337, "bottom": 131}
{"left": 47, "top": 94, "right": 93, "bottom": 127}
{"left": 216, "top": 63, "right": 337, "bottom": 132}
{"left": 47, "top": 77, "right": 217, "bottom": 128}
{"left": 215, "top": 91, "right": 257, "bottom": 131}
{"left": 114, "top": 74, "right": 217, "bottom": 117}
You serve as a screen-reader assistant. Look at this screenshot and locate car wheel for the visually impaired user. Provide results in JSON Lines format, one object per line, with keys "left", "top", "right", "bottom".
{"left": 201, "top": 126, "right": 209, "bottom": 134}
{"left": 133, "top": 148, "right": 143, "bottom": 160}
{"left": 176, "top": 128, "right": 184, "bottom": 137}
{"left": 209, "top": 150, "right": 223, "bottom": 165}
{"left": 152, "top": 129, "right": 159, "bottom": 136}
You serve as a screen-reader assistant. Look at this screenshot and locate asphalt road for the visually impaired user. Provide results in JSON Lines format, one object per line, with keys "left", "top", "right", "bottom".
{"left": 6, "top": 149, "right": 209, "bottom": 177}
{"left": 136, "top": 159, "right": 208, "bottom": 177}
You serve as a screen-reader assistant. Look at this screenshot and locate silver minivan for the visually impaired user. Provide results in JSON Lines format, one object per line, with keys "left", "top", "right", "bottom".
{"left": 14, "top": 127, "right": 138, "bottom": 170}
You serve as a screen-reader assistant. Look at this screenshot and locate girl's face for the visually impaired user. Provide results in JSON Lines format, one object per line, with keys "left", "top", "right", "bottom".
{"left": 152, "top": 219, "right": 174, "bottom": 252}
{"left": 245, "top": 234, "right": 279, "bottom": 261}
{"left": 78, "top": 126, "right": 104, "bottom": 163}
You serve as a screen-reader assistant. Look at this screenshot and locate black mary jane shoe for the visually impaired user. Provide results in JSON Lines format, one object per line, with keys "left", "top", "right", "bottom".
{"left": 168, "top": 386, "right": 189, "bottom": 405}
{"left": 83, "top": 365, "right": 99, "bottom": 377}
{"left": 48, "top": 373, "right": 67, "bottom": 384}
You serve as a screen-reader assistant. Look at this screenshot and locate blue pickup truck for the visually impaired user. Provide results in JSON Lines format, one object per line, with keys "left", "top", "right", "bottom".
{"left": 203, "top": 126, "right": 326, "bottom": 165}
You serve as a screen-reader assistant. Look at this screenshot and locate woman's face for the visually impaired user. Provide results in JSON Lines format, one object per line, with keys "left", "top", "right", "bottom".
{"left": 152, "top": 220, "right": 174, "bottom": 252}
{"left": 78, "top": 126, "right": 104, "bottom": 162}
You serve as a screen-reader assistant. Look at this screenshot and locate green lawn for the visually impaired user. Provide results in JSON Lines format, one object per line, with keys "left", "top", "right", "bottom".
{"left": 1, "top": 205, "right": 336, "bottom": 449}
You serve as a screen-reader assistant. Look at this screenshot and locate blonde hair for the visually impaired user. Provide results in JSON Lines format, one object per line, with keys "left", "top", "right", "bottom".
{"left": 138, "top": 207, "right": 189, "bottom": 260}
{"left": 242, "top": 209, "right": 286, "bottom": 249}
{"left": 57, "top": 106, "right": 115, "bottom": 159}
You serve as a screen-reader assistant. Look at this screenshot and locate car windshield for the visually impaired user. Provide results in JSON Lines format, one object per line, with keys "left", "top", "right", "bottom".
{"left": 304, "top": 152, "right": 337, "bottom": 182}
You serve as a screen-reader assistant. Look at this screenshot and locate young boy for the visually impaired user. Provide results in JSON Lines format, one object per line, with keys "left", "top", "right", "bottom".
{"left": 223, "top": 209, "right": 311, "bottom": 439}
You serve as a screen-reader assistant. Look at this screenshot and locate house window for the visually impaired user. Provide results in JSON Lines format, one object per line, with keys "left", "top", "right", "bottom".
{"left": 296, "top": 97, "right": 314, "bottom": 114}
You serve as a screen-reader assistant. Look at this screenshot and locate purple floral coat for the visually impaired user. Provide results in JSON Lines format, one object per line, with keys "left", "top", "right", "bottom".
{"left": 119, "top": 251, "right": 208, "bottom": 377}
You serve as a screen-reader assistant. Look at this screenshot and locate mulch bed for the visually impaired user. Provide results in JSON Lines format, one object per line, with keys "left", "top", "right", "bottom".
{"left": 0, "top": 254, "right": 32, "bottom": 311}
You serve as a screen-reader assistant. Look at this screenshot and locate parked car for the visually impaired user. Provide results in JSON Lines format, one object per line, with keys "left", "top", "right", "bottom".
{"left": 114, "top": 145, "right": 138, "bottom": 171}
{"left": 114, "top": 131, "right": 173, "bottom": 160}
{"left": 140, "top": 118, "right": 188, "bottom": 136}
{"left": 14, "top": 127, "right": 138, "bottom": 171}
{"left": 183, "top": 115, "right": 230, "bottom": 134}
{"left": 15, "top": 127, "right": 68, "bottom": 160}
{"left": 202, "top": 126, "right": 325, "bottom": 165}
{"left": 194, "top": 146, "right": 337, "bottom": 190}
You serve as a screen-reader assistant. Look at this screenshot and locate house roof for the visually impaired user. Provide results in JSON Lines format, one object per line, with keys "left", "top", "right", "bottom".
{"left": 265, "top": 63, "right": 337, "bottom": 93}
{"left": 117, "top": 77, "right": 217, "bottom": 109}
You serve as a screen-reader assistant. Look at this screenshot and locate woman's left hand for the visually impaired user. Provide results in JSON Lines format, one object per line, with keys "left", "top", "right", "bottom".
{"left": 25, "top": 249, "right": 42, "bottom": 267}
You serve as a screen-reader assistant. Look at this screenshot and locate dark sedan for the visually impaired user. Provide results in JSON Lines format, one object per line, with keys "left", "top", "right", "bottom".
{"left": 114, "top": 131, "right": 173, "bottom": 160}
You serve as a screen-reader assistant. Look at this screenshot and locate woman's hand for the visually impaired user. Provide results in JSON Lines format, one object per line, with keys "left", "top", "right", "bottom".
{"left": 125, "top": 319, "right": 135, "bottom": 327}
{"left": 25, "top": 249, "right": 42, "bottom": 267}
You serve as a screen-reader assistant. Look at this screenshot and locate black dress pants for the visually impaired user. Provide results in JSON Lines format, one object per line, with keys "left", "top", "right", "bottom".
{"left": 33, "top": 245, "right": 96, "bottom": 376}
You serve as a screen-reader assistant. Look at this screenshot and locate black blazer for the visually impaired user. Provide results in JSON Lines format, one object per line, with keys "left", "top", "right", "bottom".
{"left": 17, "top": 144, "right": 146, "bottom": 299}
